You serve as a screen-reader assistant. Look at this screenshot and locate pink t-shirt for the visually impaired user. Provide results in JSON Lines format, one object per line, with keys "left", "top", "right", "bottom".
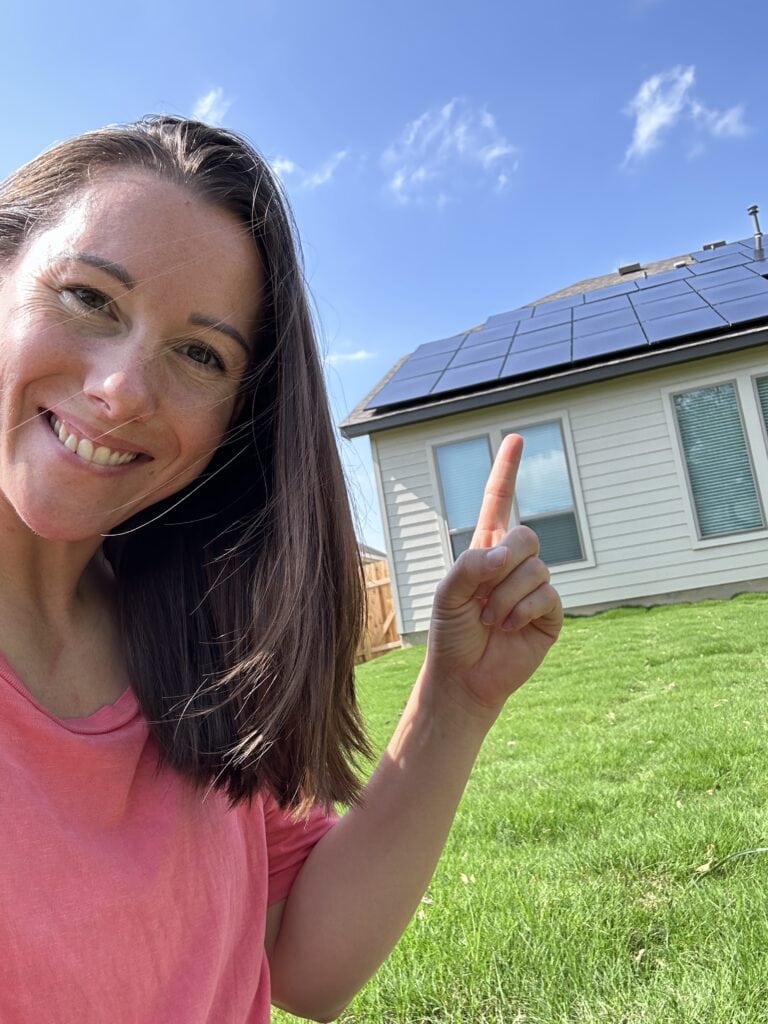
{"left": 0, "top": 655, "right": 337, "bottom": 1023}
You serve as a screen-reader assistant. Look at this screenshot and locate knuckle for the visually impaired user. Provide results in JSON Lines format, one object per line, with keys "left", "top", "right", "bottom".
{"left": 452, "top": 549, "right": 474, "bottom": 574}
{"left": 515, "top": 525, "right": 540, "bottom": 555}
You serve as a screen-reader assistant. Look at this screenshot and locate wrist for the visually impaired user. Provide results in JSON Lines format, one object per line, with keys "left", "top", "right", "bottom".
{"left": 413, "top": 657, "right": 502, "bottom": 740}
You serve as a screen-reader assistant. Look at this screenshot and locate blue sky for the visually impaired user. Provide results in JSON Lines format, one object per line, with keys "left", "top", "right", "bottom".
{"left": 2, "top": 0, "right": 766, "bottom": 548}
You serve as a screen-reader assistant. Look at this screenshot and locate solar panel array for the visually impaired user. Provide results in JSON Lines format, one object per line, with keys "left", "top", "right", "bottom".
{"left": 367, "top": 238, "right": 768, "bottom": 411}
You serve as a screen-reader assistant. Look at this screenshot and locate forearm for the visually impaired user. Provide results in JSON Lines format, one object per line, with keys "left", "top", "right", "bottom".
{"left": 268, "top": 662, "right": 497, "bottom": 1020}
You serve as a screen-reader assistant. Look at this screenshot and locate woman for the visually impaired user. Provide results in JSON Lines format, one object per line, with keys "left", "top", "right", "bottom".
{"left": 0, "top": 116, "right": 563, "bottom": 1022}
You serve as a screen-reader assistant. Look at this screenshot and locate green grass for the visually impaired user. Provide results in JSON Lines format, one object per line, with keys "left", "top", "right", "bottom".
{"left": 275, "top": 592, "right": 768, "bottom": 1023}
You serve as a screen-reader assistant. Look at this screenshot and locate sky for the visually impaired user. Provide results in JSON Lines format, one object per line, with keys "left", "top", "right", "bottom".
{"left": 1, "top": 0, "right": 766, "bottom": 549}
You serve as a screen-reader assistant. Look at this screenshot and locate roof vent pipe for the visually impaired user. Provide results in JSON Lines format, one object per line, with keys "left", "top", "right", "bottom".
{"left": 748, "top": 204, "right": 764, "bottom": 260}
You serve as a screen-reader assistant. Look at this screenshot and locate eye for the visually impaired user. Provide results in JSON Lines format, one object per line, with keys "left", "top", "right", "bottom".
{"left": 63, "top": 286, "right": 114, "bottom": 315}
{"left": 182, "top": 342, "right": 226, "bottom": 373}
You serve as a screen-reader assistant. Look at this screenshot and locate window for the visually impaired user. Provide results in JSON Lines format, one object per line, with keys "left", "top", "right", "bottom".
{"left": 757, "top": 375, "right": 768, "bottom": 433}
{"left": 504, "top": 422, "right": 584, "bottom": 564}
{"left": 673, "top": 383, "right": 765, "bottom": 538}
{"left": 434, "top": 436, "right": 492, "bottom": 559}
{"left": 434, "top": 421, "right": 585, "bottom": 567}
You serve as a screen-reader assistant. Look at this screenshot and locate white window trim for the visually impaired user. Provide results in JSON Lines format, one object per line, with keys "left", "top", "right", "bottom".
{"left": 750, "top": 372, "right": 768, "bottom": 468}
{"left": 662, "top": 371, "right": 768, "bottom": 549}
{"left": 428, "top": 412, "right": 595, "bottom": 572}
{"left": 495, "top": 409, "right": 595, "bottom": 570}
{"left": 428, "top": 431, "right": 493, "bottom": 568}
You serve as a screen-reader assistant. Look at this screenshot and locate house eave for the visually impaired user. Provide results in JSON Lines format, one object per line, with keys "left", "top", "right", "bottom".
{"left": 340, "top": 323, "right": 768, "bottom": 439}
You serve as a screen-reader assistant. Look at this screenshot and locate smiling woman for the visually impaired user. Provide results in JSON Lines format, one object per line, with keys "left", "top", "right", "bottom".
{"left": 0, "top": 117, "right": 562, "bottom": 1024}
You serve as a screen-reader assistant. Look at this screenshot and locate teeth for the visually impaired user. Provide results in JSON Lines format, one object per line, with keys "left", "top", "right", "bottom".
{"left": 47, "top": 413, "right": 139, "bottom": 467}
{"left": 76, "top": 438, "right": 94, "bottom": 461}
{"left": 92, "top": 447, "right": 112, "bottom": 466}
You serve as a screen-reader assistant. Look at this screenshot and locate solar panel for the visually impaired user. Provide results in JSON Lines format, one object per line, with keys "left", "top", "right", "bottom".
{"left": 516, "top": 306, "right": 572, "bottom": 334}
{"left": 510, "top": 322, "right": 571, "bottom": 349}
{"left": 462, "top": 324, "right": 518, "bottom": 346}
{"left": 642, "top": 307, "right": 728, "bottom": 344}
{"left": 688, "top": 265, "right": 755, "bottom": 289}
{"left": 635, "top": 291, "right": 707, "bottom": 321}
{"left": 431, "top": 358, "right": 505, "bottom": 395}
{"left": 687, "top": 250, "right": 751, "bottom": 274}
{"left": 525, "top": 292, "right": 585, "bottom": 314}
{"left": 396, "top": 351, "right": 456, "bottom": 379}
{"left": 711, "top": 291, "right": 768, "bottom": 326}
{"left": 449, "top": 337, "right": 512, "bottom": 366}
{"left": 371, "top": 371, "right": 444, "bottom": 407}
{"left": 634, "top": 266, "right": 693, "bottom": 289}
{"left": 742, "top": 261, "right": 768, "bottom": 277}
{"left": 502, "top": 341, "right": 571, "bottom": 377}
{"left": 572, "top": 323, "right": 647, "bottom": 361}
{"left": 583, "top": 280, "right": 639, "bottom": 303}
{"left": 364, "top": 236, "right": 768, "bottom": 411}
{"left": 572, "top": 306, "right": 638, "bottom": 338}
{"left": 699, "top": 275, "right": 768, "bottom": 305}
{"left": 484, "top": 307, "right": 533, "bottom": 328}
{"left": 692, "top": 242, "right": 747, "bottom": 262}
{"left": 630, "top": 280, "right": 691, "bottom": 305}
{"left": 410, "top": 334, "right": 467, "bottom": 358}
{"left": 572, "top": 294, "right": 631, "bottom": 320}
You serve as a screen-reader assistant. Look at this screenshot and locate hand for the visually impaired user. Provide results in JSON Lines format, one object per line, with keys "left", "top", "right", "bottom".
{"left": 425, "top": 434, "right": 563, "bottom": 717}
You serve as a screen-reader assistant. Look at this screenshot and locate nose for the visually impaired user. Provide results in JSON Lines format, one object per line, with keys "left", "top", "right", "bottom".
{"left": 82, "top": 348, "right": 159, "bottom": 424}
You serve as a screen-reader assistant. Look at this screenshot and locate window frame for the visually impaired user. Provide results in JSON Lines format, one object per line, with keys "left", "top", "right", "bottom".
{"left": 431, "top": 432, "right": 494, "bottom": 562}
{"left": 751, "top": 372, "right": 768, "bottom": 461}
{"left": 501, "top": 418, "right": 587, "bottom": 567}
{"left": 429, "top": 412, "right": 594, "bottom": 571}
{"left": 663, "top": 371, "right": 768, "bottom": 548}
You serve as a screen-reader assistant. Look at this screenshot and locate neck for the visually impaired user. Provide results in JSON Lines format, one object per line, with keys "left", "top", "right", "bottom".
{"left": 0, "top": 496, "right": 108, "bottom": 632}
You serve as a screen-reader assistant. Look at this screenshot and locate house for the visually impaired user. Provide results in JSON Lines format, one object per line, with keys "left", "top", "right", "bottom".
{"left": 340, "top": 235, "right": 768, "bottom": 645}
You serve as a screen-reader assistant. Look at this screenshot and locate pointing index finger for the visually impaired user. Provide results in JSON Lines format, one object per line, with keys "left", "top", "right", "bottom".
{"left": 470, "top": 434, "right": 523, "bottom": 550}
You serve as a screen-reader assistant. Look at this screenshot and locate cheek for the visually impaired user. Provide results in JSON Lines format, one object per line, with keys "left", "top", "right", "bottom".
{"left": 170, "top": 408, "right": 233, "bottom": 474}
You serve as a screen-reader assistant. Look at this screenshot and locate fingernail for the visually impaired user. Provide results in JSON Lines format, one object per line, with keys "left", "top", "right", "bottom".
{"left": 481, "top": 607, "right": 495, "bottom": 625}
{"left": 486, "top": 547, "right": 507, "bottom": 568}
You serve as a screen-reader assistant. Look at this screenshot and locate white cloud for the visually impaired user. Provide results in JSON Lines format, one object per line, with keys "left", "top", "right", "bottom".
{"left": 624, "top": 66, "right": 749, "bottom": 164}
{"left": 690, "top": 101, "right": 748, "bottom": 139}
{"left": 268, "top": 150, "right": 349, "bottom": 190}
{"left": 192, "top": 87, "right": 232, "bottom": 125}
{"left": 304, "top": 150, "right": 349, "bottom": 189}
{"left": 324, "top": 349, "right": 375, "bottom": 367}
{"left": 623, "top": 65, "right": 695, "bottom": 163}
{"left": 271, "top": 156, "right": 297, "bottom": 178}
{"left": 382, "top": 97, "right": 518, "bottom": 204}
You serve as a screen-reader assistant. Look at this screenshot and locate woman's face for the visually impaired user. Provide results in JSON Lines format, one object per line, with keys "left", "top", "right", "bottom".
{"left": 0, "top": 171, "right": 263, "bottom": 542}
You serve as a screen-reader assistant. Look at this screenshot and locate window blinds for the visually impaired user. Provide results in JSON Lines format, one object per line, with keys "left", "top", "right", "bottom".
{"left": 674, "top": 383, "right": 764, "bottom": 538}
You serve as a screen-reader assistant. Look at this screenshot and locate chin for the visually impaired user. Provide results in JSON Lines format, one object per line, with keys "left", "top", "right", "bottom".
{"left": 9, "top": 496, "right": 118, "bottom": 545}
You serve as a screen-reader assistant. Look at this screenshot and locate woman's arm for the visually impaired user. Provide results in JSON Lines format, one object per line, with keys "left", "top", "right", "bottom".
{"left": 267, "top": 435, "right": 563, "bottom": 1022}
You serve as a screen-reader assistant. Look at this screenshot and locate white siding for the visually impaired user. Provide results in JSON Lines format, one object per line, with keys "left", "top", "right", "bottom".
{"left": 371, "top": 347, "right": 768, "bottom": 636}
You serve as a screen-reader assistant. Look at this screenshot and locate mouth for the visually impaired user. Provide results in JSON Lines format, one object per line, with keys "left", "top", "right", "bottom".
{"left": 43, "top": 410, "right": 146, "bottom": 467}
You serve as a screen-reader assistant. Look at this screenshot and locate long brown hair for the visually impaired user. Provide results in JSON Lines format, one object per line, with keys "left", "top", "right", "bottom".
{"left": 0, "top": 116, "right": 370, "bottom": 812}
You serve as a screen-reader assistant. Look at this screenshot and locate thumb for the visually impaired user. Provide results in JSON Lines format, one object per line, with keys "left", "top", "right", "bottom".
{"left": 434, "top": 546, "right": 509, "bottom": 611}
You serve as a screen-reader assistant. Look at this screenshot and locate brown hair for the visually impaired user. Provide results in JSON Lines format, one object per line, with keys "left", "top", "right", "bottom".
{"left": 0, "top": 116, "right": 370, "bottom": 812}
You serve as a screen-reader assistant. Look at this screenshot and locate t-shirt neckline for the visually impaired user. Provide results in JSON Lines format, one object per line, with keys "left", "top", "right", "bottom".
{"left": 0, "top": 652, "right": 140, "bottom": 734}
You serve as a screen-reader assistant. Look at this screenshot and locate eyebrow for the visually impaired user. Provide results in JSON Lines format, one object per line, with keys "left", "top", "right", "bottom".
{"left": 62, "top": 250, "right": 251, "bottom": 355}
{"left": 188, "top": 314, "right": 250, "bottom": 356}
{"left": 64, "top": 250, "right": 136, "bottom": 289}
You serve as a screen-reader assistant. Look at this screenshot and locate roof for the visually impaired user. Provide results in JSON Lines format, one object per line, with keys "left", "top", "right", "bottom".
{"left": 360, "top": 543, "right": 387, "bottom": 562}
{"left": 341, "top": 237, "right": 768, "bottom": 439}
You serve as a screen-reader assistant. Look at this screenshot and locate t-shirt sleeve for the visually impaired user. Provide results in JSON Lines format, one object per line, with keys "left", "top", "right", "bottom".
{"left": 262, "top": 792, "right": 339, "bottom": 906}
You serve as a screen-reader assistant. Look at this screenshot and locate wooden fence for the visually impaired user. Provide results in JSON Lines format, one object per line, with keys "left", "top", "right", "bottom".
{"left": 357, "top": 559, "right": 402, "bottom": 663}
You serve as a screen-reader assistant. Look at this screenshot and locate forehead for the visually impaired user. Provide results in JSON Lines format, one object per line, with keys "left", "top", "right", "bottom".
{"left": 28, "top": 172, "right": 263, "bottom": 328}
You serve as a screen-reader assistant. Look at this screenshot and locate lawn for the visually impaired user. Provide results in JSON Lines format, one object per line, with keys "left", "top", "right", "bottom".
{"left": 275, "top": 592, "right": 768, "bottom": 1023}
